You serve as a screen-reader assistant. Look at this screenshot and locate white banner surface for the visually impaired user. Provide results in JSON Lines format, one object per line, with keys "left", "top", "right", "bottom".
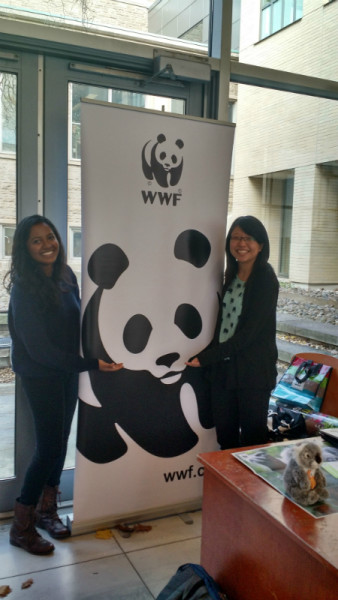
{"left": 73, "top": 101, "right": 234, "bottom": 531}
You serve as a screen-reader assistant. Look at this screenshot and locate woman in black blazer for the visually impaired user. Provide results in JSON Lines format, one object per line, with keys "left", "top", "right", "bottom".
{"left": 186, "top": 215, "right": 279, "bottom": 449}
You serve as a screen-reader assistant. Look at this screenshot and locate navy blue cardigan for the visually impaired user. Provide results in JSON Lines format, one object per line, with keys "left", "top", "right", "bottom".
{"left": 198, "top": 263, "right": 279, "bottom": 391}
{"left": 8, "top": 266, "right": 98, "bottom": 377}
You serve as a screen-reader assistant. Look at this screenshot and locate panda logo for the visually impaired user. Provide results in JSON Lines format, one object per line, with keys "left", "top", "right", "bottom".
{"left": 142, "top": 133, "right": 184, "bottom": 188}
{"left": 77, "top": 229, "right": 214, "bottom": 464}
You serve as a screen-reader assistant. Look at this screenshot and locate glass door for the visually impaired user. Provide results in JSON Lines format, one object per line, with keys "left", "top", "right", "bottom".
{"left": 65, "top": 82, "right": 186, "bottom": 470}
{"left": 0, "top": 52, "right": 41, "bottom": 513}
{"left": 42, "top": 54, "right": 205, "bottom": 501}
{"left": 0, "top": 48, "right": 206, "bottom": 512}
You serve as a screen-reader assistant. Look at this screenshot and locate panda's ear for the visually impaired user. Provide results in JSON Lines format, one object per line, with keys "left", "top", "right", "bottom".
{"left": 157, "top": 133, "right": 166, "bottom": 143}
{"left": 87, "top": 244, "right": 129, "bottom": 288}
{"left": 176, "top": 139, "right": 184, "bottom": 149}
{"left": 174, "top": 229, "right": 211, "bottom": 268}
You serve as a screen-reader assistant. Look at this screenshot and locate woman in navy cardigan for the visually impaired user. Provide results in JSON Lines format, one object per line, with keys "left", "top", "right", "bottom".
{"left": 5, "top": 215, "right": 123, "bottom": 555}
{"left": 186, "top": 215, "right": 279, "bottom": 450}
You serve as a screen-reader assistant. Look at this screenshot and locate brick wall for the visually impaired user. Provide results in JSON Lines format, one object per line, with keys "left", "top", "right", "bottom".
{"left": 1, "top": 1, "right": 150, "bottom": 32}
{"left": 233, "top": 0, "right": 338, "bottom": 285}
{"left": 148, "top": 0, "right": 209, "bottom": 44}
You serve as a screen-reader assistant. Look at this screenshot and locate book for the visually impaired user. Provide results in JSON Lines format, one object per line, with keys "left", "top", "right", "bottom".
{"left": 320, "top": 428, "right": 338, "bottom": 448}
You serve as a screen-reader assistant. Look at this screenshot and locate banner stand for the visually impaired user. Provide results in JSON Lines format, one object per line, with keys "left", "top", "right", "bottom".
{"left": 74, "top": 100, "right": 234, "bottom": 532}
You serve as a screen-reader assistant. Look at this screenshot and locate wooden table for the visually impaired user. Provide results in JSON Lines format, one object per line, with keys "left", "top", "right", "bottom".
{"left": 198, "top": 447, "right": 338, "bottom": 600}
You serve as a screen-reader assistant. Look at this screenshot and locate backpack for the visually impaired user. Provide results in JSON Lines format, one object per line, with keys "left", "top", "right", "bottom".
{"left": 156, "top": 563, "right": 227, "bottom": 600}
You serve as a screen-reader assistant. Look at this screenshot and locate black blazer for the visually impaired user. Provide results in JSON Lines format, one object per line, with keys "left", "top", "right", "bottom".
{"left": 198, "top": 263, "right": 279, "bottom": 391}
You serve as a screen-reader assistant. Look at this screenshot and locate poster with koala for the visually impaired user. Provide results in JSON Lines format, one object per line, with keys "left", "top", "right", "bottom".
{"left": 233, "top": 438, "right": 338, "bottom": 517}
{"left": 73, "top": 100, "right": 234, "bottom": 531}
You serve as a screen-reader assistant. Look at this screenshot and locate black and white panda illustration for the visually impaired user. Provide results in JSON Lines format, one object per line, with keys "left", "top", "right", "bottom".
{"left": 141, "top": 133, "right": 184, "bottom": 188}
{"left": 77, "top": 229, "right": 215, "bottom": 464}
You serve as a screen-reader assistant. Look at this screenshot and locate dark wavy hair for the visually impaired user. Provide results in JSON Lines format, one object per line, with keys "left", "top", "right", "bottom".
{"left": 224, "top": 215, "right": 270, "bottom": 287}
{"left": 4, "top": 214, "right": 68, "bottom": 309}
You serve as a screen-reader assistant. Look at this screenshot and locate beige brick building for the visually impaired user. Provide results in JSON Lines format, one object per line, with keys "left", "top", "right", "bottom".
{"left": 150, "top": 0, "right": 338, "bottom": 288}
{"left": 0, "top": 0, "right": 150, "bottom": 32}
{"left": 0, "top": 0, "right": 337, "bottom": 303}
{"left": 231, "top": 0, "right": 338, "bottom": 287}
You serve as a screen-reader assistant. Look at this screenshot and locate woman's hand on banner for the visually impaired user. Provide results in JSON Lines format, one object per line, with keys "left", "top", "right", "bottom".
{"left": 185, "top": 357, "right": 201, "bottom": 368}
{"left": 98, "top": 359, "right": 124, "bottom": 372}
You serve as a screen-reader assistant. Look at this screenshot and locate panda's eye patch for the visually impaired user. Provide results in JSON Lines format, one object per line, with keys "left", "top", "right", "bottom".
{"left": 159, "top": 151, "right": 166, "bottom": 161}
{"left": 171, "top": 155, "right": 177, "bottom": 164}
{"left": 123, "top": 314, "right": 152, "bottom": 354}
{"left": 175, "top": 304, "right": 202, "bottom": 339}
{"left": 88, "top": 244, "right": 129, "bottom": 289}
{"left": 174, "top": 230, "right": 211, "bottom": 268}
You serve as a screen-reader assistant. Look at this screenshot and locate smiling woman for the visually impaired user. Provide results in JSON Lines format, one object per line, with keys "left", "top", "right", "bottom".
{"left": 3, "top": 214, "right": 123, "bottom": 555}
{"left": 186, "top": 215, "right": 280, "bottom": 451}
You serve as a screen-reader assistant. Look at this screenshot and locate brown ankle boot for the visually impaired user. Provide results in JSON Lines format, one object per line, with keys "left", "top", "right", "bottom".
{"left": 10, "top": 501, "right": 54, "bottom": 555}
{"left": 35, "top": 485, "right": 70, "bottom": 539}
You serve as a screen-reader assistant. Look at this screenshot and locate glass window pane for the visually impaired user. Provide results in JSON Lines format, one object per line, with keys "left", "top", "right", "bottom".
{"left": 71, "top": 84, "right": 109, "bottom": 159}
{"left": 0, "top": 72, "right": 16, "bottom": 481}
{"left": 3, "top": 0, "right": 210, "bottom": 49}
{"left": 111, "top": 90, "right": 145, "bottom": 108}
{"left": 4, "top": 226, "right": 15, "bottom": 257}
{"left": 284, "top": 0, "right": 295, "bottom": 27}
{"left": 272, "top": 0, "right": 282, "bottom": 34}
{"left": 261, "top": 6, "right": 271, "bottom": 39}
{"left": 0, "top": 73, "right": 16, "bottom": 153}
{"left": 295, "top": 0, "right": 303, "bottom": 20}
{"left": 279, "top": 178, "right": 294, "bottom": 277}
{"left": 73, "top": 230, "right": 82, "bottom": 258}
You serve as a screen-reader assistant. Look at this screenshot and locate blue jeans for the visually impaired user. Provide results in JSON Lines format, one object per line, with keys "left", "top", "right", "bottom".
{"left": 19, "top": 373, "right": 78, "bottom": 506}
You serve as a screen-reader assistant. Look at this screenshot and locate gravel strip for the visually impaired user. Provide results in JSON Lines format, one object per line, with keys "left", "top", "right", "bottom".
{"left": 278, "top": 285, "right": 338, "bottom": 325}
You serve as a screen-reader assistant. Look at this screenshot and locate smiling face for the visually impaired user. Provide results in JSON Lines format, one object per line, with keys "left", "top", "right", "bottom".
{"left": 27, "top": 222, "right": 60, "bottom": 275}
{"left": 229, "top": 226, "right": 263, "bottom": 271}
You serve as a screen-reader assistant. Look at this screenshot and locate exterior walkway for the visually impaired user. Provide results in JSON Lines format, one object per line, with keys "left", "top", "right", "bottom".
{"left": 276, "top": 312, "right": 338, "bottom": 363}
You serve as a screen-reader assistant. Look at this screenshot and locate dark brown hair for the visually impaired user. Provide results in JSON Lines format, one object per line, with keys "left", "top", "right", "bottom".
{"left": 4, "top": 214, "right": 68, "bottom": 309}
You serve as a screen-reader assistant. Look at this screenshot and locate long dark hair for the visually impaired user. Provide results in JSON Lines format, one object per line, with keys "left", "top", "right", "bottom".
{"left": 4, "top": 215, "right": 68, "bottom": 309}
{"left": 224, "top": 215, "right": 270, "bottom": 287}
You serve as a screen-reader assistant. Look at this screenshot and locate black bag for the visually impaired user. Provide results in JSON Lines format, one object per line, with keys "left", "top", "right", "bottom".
{"left": 268, "top": 404, "right": 307, "bottom": 441}
{"left": 156, "top": 563, "right": 227, "bottom": 600}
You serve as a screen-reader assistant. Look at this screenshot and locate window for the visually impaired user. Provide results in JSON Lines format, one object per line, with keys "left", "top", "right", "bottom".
{"left": 69, "top": 83, "right": 184, "bottom": 161}
{"left": 261, "top": 0, "right": 302, "bottom": 39}
{"left": 70, "top": 84, "right": 109, "bottom": 160}
{"left": 0, "top": 73, "right": 16, "bottom": 153}
{"left": 69, "top": 227, "right": 82, "bottom": 259}
{"left": 1, "top": 224, "right": 15, "bottom": 258}
{"left": 279, "top": 178, "right": 294, "bottom": 278}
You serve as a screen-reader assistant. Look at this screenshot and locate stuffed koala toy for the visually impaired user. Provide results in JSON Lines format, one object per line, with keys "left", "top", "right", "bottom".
{"left": 283, "top": 442, "right": 329, "bottom": 506}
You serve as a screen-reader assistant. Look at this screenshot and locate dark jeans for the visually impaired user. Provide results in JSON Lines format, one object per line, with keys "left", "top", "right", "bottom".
{"left": 211, "top": 367, "right": 270, "bottom": 450}
{"left": 19, "top": 373, "right": 78, "bottom": 506}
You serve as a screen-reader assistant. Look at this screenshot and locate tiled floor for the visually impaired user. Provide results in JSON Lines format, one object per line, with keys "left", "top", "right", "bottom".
{"left": 0, "top": 508, "right": 202, "bottom": 599}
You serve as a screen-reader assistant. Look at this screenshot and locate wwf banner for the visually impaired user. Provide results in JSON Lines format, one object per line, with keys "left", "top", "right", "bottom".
{"left": 73, "top": 100, "right": 234, "bottom": 532}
